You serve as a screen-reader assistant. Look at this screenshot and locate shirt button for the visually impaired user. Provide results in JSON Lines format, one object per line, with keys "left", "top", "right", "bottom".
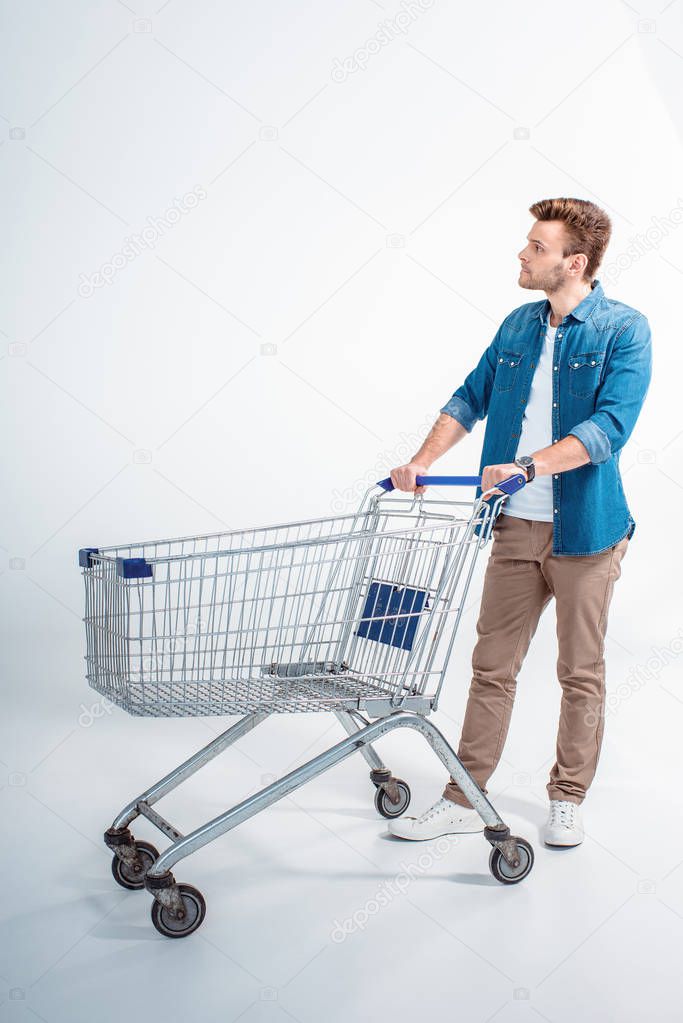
{"left": 574, "top": 362, "right": 579, "bottom": 368}
{"left": 591, "top": 360, "right": 596, "bottom": 366}
{"left": 553, "top": 474, "right": 559, "bottom": 479}
{"left": 554, "top": 508, "right": 558, "bottom": 514}
{"left": 558, "top": 333, "right": 563, "bottom": 339}
{"left": 553, "top": 402, "right": 557, "bottom": 407}
{"left": 554, "top": 366, "right": 558, "bottom": 371}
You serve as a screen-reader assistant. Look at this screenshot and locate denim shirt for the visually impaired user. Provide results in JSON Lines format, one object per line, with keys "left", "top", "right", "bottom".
{"left": 440, "top": 279, "right": 652, "bottom": 555}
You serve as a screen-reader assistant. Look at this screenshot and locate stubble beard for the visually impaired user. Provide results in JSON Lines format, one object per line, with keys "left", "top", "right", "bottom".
{"left": 520, "top": 262, "right": 567, "bottom": 294}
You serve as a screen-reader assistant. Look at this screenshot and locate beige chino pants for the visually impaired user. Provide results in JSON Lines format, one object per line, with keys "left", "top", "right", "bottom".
{"left": 443, "top": 511, "right": 629, "bottom": 808}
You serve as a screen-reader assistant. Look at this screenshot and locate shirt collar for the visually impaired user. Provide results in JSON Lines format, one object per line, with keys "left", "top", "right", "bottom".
{"left": 536, "top": 278, "right": 604, "bottom": 325}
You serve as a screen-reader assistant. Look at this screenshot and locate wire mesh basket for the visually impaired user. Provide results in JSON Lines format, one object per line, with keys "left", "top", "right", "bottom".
{"left": 79, "top": 485, "right": 506, "bottom": 716}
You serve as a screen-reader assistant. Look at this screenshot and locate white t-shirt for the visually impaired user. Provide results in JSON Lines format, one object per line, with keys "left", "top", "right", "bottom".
{"left": 501, "top": 313, "right": 556, "bottom": 522}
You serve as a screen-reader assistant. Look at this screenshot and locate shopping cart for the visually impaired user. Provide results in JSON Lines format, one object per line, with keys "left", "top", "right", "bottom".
{"left": 79, "top": 472, "right": 533, "bottom": 938}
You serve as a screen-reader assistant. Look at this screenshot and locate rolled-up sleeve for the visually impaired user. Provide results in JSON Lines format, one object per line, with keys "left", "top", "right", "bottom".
{"left": 440, "top": 324, "right": 503, "bottom": 433}
{"left": 567, "top": 314, "right": 652, "bottom": 464}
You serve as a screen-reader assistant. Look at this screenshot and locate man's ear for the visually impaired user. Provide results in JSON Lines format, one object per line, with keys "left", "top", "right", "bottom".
{"left": 568, "top": 252, "right": 588, "bottom": 277}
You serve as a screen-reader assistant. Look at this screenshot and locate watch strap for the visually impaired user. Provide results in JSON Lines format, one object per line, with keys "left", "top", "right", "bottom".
{"left": 515, "top": 456, "right": 536, "bottom": 482}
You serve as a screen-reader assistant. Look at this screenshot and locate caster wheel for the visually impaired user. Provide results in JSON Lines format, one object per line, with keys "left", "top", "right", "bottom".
{"left": 151, "top": 884, "right": 206, "bottom": 938}
{"left": 489, "top": 838, "right": 534, "bottom": 885}
{"left": 111, "top": 840, "right": 160, "bottom": 891}
{"left": 374, "top": 779, "right": 411, "bottom": 819}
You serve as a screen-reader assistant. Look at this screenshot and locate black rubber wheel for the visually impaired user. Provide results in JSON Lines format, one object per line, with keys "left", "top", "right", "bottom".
{"left": 111, "top": 841, "right": 160, "bottom": 891}
{"left": 374, "top": 779, "right": 411, "bottom": 819}
{"left": 489, "top": 838, "right": 534, "bottom": 885}
{"left": 151, "top": 884, "right": 206, "bottom": 938}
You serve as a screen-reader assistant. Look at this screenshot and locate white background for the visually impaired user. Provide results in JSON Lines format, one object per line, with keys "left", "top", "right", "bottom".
{"left": 2, "top": 1, "right": 683, "bottom": 1020}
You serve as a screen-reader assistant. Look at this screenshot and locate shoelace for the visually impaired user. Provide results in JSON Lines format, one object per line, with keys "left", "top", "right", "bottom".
{"left": 419, "top": 799, "right": 459, "bottom": 823}
{"left": 549, "top": 801, "right": 577, "bottom": 828}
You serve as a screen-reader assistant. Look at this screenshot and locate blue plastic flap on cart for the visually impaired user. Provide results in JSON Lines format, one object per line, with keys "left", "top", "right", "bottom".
{"left": 355, "top": 582, "right": 429, "bottom": 651}
{"left": 78, "top": 547, "right": 99, "bottom": 567}
{"left": 116, "top": 557, "right": 153, "bottom": 579}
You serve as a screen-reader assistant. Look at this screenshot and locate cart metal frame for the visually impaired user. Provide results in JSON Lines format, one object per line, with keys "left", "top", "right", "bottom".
{"left": 80, "top": 474, "right": 534, "bottom": 937}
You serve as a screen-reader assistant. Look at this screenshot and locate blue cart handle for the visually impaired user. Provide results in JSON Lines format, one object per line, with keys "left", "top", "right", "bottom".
{"left": 376, "top": 473, "right": 527, "bottom": 496}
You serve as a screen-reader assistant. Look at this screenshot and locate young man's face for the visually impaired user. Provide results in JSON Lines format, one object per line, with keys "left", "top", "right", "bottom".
{"left": 517, "top": 219, "right": 580, "bottom": 293}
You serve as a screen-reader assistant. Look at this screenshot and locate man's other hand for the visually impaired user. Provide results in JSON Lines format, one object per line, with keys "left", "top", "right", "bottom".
{"left": 480, "top": 462, "right": 528, "bottom": 500}
{"left": 389, "top": 462, "right": 429, "bottom": 495}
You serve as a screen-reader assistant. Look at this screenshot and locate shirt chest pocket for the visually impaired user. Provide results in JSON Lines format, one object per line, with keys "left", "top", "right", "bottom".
{"left": 567, "top": 350, "right": 605, "bottom": 397}
{"left": 494, "top": 350, "right": 524, "bottom": 392}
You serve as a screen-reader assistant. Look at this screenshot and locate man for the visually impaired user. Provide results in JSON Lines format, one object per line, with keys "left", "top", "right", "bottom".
{"left": 387, "top": 197, "right": 652, "bottom": 848}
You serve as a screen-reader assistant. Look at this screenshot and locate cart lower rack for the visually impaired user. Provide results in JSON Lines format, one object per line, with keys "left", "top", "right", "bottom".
{"left": 79, "top": 473, "right": 534, "bottom": 938}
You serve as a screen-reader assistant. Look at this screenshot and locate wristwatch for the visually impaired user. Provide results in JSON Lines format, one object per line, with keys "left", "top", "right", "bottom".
{"left": 514, "top": 455, "right": 536, "bottom": 482}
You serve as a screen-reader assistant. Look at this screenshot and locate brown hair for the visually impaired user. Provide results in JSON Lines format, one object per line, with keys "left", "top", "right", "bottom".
{"left": 529, "top": 197, "right": 612, "bottom": 281}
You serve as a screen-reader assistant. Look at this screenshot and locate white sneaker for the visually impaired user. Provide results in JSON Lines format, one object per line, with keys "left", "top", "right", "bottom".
{"left": 387, "top": 797, "right": 484, "bottom": 841}
{"left": 543, "top": 799, "right": 584, "bottom": 847}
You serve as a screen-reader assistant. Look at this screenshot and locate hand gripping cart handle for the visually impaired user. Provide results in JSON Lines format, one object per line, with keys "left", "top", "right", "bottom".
{"left": 81, "top": 471, "right": 534, "bottom": 938}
